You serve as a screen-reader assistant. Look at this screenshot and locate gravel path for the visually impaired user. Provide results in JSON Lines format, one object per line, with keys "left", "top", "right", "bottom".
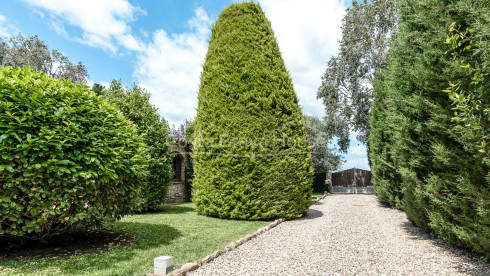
{"left": 189, "top": 194, "right": 489, "bottom": 276}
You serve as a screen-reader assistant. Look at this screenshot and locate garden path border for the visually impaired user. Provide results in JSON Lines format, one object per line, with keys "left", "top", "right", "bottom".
{"left": 152, "top": 194, "right": 328, "bottom": 276}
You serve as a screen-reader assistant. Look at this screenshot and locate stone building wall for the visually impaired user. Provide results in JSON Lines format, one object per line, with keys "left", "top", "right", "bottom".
{"left": 166, "top": 141, "right": 190, "bottom": 204}
{"left": 166, "top": 182, "right": 187, "bottom": 204}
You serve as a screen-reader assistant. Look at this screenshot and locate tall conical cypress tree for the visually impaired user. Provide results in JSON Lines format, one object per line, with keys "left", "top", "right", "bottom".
{"left": 192, "top": 2, "right": 313, "bottom": 220}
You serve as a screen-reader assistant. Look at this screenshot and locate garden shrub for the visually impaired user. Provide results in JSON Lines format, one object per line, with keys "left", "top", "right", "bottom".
{"left": 101, "top": 80, "right": 173, "bottom": 211}
{"left": 368, "top": 0, "right": 489, "bottom": 256}
{"left": 0, "top": 66, "right": 149, "bottom": 240}
{"left": 192, "top": 2, "right": 313, "bottom": 220}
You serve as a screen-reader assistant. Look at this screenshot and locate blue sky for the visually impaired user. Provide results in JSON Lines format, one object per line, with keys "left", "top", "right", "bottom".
{"left": 0, "top": 0, "right": 369, "bottom": 171}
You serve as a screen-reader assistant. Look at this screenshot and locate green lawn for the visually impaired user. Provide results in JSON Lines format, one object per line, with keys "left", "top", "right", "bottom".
{"left": 1, "top": 203, "right": 269, "bottom": 275}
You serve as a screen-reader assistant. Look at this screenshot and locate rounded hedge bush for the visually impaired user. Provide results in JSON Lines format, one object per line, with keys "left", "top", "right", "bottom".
{"left": 0, "top": 66, "right": 149, "bottom": 240}
{"left": 192, "top": 3, "right": 313, "bottom": 220}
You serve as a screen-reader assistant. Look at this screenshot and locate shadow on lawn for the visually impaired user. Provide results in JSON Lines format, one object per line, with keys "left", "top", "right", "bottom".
{"left": 114, "top": 221, "right": 182, "bottom": 248}
{"left": 400, "top": 221, "right": 489, "bottom": 275}
{"left": 0, "top": 222, "right": 182, "bottom": 275}
{"left": 136, "top": 203, "right": 195, "bottom": 216}
{"left": 162, "top": 204, "right": 195, "bottom": 214}
{"left": 0, "top": 230, "right": 135, "bottom": 262}
{"left": 134, "top": 204, "right": 195, "bottom": 215}
{"left": 47, "top": 222, "right": 181, "bottom": 275}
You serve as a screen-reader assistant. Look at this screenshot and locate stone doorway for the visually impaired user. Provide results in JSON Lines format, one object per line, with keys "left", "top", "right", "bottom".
{"left": 172, "top": 154, "right": 183, "bottom": 181}
{"left": 167, "top": 142, "right": 189, "bottom": 204}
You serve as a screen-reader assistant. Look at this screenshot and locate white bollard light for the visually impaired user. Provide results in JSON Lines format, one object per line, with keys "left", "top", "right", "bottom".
{"left": 154, "top": 256, "right": 173, "bottom": 275}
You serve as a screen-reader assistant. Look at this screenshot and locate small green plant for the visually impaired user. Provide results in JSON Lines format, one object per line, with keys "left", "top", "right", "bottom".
{"left": 0, "top": 66, "right": 149, "bottom": 240}
{"left": 474, "top": 255, "right": 488, "bottom": 263}
{"left": 429, "top": 231, "right": 443, "bottom": 243}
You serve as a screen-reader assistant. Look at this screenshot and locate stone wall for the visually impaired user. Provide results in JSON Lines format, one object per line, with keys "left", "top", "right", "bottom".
{"left": 167, "top": 141, "right": 190, "bottom": 204}
{"left": 166, "top": 182, "right": 187, "bottom": 204}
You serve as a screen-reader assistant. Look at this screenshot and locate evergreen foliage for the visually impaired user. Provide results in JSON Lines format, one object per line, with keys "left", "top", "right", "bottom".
{"left": 0, "top": 67, "right": 149, "bottom": 240}
{"left": 368, "top": 0, "right": 489, "bottom": 256}
{"left": 192, "top": 2, "right": 313, "bottom": 220}
{"left": 101, "top": 80, "right": 173, "bottom": 211}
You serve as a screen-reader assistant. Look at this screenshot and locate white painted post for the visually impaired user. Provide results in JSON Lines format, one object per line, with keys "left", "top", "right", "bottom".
{"left": 154, "top": 256, "right": 173, "bottom": 275}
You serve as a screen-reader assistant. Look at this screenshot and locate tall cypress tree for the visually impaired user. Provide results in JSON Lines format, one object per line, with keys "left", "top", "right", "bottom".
{"left": 369, "top": 0, "right": 489, "bottom": 256}
{"left": 192, "top": 2, "right": 313, "bottom": 220}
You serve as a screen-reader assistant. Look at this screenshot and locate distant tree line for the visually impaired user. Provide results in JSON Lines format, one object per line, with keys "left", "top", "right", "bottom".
{"left": 0, "top": 33, "right": 88, "bottom": 83}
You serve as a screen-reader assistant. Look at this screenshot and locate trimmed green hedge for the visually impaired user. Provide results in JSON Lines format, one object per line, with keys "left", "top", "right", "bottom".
{"left": 368, "top": 0, "right": 489, "bottom": 257}
{"left": 192, "top": 3, "right": 313, "bottom": 220}
{"left": 0, "top": 66, "right": 149, "bottom": 240}
{"left": 101, "top": 80, "right": 173, "bottom": 211}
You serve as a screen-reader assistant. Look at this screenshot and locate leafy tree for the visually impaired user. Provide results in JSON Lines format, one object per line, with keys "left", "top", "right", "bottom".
{"left": 0, "top": 34, "right": 88, "bottom": 83}
{"left": 91, "top": 83, "right": 104, "bottom": 95}
{"left": 183, "top": 120, "right": 195, "bottom": 142}
{"left": 369, "top": 0, "right": 489, "bottom": 257}
{"left": 192, "top": 2, "right": 313, "bottom": 220}
{"left": 0, "top": 67, "right": 149, "bottom": 241}
{"left": 101, "top": 80, "right": 173, "bottom": 211}
{"left": 304, "top": 115, "right": 344, "bottom": 175}
{"left": 317, "top": 0, "right": 398, "bottom": 151}
{"left": 171, "top": 119, "right": 194, "bottom": 140}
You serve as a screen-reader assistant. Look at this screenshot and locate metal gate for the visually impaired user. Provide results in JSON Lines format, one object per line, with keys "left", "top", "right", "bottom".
{"left": 328, "top": 168, "right": 373, "bottom": 194}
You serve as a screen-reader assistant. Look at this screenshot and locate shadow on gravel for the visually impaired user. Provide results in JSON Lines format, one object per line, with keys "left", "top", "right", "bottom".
{"left": 297, "top": 209, "right": 323, "bottom": 220}
{"left": 400, "top": 221, "right": 489, "bottom": 275}
{"left": 375, "top": 201, "right": 394, "bottom": 209}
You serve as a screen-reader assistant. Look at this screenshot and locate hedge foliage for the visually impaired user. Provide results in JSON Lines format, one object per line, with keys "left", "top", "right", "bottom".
{"left": 368, "top": 0, "right": 489, "bottom": 256}
{"left": 101, "top": 80, "right": 173, "bottom": 211}
{"left": 0, "top": 67, "right": 149, "bottom": 240}
{"left": 192, "top": 3, "right": 313, "bottom": 220}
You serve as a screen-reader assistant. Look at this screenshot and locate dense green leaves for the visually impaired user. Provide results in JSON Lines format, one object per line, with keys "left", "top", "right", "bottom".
{"left": 0, "top": 67, "right": 149, "bottom": 240}
{"left": 192, "top": 3, "right": 313, "bottom": 220}
{"left": 368, "top": 0, "right": 489, "bottom": 257}
{"left": 101, "top": 80, "right": 173, "bottom": 211}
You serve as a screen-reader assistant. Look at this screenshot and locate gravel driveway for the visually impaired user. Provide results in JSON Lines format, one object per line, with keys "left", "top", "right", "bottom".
{"left": 189, "top": 194, "right": 489, "bottom": 276}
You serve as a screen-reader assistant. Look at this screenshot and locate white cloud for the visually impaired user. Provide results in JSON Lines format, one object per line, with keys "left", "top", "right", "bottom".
{"left": 134, "top": 7, "right": 211, "bottom": 125}
{"left": 23, "top": 0, "right": 145, "bottom": 53}
{"left": 349, "top": 145, "right": 366, "bottom": 156}
{"left": 134, "top": 1, "right": 347, "bottom": 127}
{"left": 0, "top": 13, "right": 19, "bottom": 37}
{"left": 341, "top": 158, "right": 370, "bottom": 171}
{"left": 100, "top": 81, "right": 111, "bottom": 88}
{"left": 259, "top": 0, "right": 347, "bottom": 118}
{"left": 23, "top": 0, "right": 347, "bottom": 127}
